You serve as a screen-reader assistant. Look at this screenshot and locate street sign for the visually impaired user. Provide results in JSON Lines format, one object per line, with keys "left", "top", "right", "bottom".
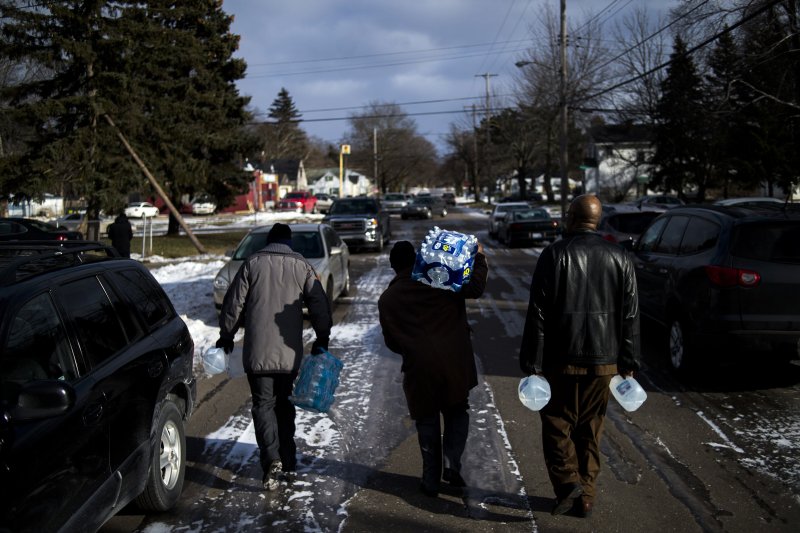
{"left": 341, "top": 144, "right": 351, "bottom": 155}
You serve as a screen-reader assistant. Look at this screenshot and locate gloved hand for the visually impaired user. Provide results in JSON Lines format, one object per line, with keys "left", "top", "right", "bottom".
{"left": 216, "top": 336, "right": 234, "bottom": 355}
{"left": 311, "top": 337, "right": 329, "bottom": 355}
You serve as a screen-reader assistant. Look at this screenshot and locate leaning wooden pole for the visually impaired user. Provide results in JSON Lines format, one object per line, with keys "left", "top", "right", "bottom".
{"left": 104, "top": 114, "right": 206, "bottom": 254}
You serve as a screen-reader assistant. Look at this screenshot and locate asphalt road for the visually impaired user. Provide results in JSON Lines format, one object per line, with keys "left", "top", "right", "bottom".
{"left": 104, "top": 205, "right": 800, "bottom": 532}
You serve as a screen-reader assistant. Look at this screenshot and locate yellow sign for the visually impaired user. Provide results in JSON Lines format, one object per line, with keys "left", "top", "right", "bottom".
{"left": 341, "top": 144, "right": 351, "bottom": 155}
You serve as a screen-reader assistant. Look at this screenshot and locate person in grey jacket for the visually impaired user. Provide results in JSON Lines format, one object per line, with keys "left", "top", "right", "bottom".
{"left": 217, "top": 223, "right": 332, "bottom": 490}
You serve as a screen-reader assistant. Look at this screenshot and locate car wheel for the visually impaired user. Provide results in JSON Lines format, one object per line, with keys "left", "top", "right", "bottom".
{"left": 668, "top": 319, "right": 691, "bottom": 371}
{"left": 326, "top": 277, "right": 335, "bottom": 309}
{"left": 311, "top": 205, "right": 317, "bottom": 214}
{"left": 425, "top": 210, "right": 432, "bottom": 220}
{"left": 375, "top": 230, "right": 384, "bottom": 253}
{"left": 341, "top": 267, "right": 351, "bottom": 297}
{"left": 135, "top": 399, "right": 186, "bottom": 512}
{"left": 441, "top": 209, "right": 448, "bottom": 217}
{"left": 401, "top": 214, "right": 408, "bottom": 220}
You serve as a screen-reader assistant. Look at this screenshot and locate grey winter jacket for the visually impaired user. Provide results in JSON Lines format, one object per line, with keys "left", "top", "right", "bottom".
{"left": 219, "top": 243, "right": 332, "bottom": 374}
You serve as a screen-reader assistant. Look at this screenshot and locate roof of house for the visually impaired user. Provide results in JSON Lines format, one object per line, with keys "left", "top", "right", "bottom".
{"left": 589, "top": 123, "right": 654, "bottom": 145}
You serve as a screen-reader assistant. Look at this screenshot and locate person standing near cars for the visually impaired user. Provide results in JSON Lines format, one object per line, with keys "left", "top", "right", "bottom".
{"left": 217, "top": 223, "right": 332, "bottom": 490}
{"left": 107, "top": 212, "right": 133, "bottom": 258}
{"left": 378, "top": 240, "right": 488, "bottom": 497}
{"left": 519, "top": 194, "right": 640, "bottom": 518}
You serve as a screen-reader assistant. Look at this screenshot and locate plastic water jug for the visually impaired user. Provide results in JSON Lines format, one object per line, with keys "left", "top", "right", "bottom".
{"left": 291, "top": 349, "right": 344, "bottom": 413}
{"left": 202, "top": 347, "right": 227, "bottom": 375}
{"left": 412, "top": 227, "right": 478, "bottom": 292}
{"left": 518, "top": 375, "right": 551, "bottom": 411}
{"left": 609, "top": 375, "right": 647, "bottom": 412}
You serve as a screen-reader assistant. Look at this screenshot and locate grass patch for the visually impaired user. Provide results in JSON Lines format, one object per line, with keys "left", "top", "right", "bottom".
{"left": 101, "top": 231, "right": 248, "bottom": 259}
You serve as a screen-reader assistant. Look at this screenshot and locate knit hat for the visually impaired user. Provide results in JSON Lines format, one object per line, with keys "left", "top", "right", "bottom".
{"left": 267, "top": 223, "right": 292, "bottom": 247}
{"left": 390, "top": 240, "right": 416, "bottom": 271}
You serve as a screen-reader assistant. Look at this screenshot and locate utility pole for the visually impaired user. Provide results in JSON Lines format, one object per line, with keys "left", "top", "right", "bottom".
{"left": 465, "top": 104, "right": 481, "bottom": 202}
{"left": 559, "top": 0, "right": 569, "bottom": 217}
{"left": 476, "top": 73, "right": 497, "bottom": 202}
{"left": 373, "top": 128, "right": 379, "bottom": 192}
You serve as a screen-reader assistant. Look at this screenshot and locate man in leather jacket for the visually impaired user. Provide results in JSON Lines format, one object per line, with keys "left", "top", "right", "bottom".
{"left": 519, "top": 194, "right": 640, "bottom": 518}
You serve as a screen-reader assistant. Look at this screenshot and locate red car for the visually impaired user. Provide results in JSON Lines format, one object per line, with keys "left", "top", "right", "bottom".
{"left": 277, "top": 191, "right": 318, "bottom": 214}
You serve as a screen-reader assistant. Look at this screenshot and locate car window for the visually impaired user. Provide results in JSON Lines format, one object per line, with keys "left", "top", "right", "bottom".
{"left": 329, "top": 200, "right": 378, "bottom": 215}
{"left": 607, "top": 212, "right": 661, "bottom": 234}
{"left": 654, "top": 216, "right": 689, "bottom": 254}
{"left": 233, "top": 233, "right": 268, "bottom": 260}
{"left": 680, "top": 218, "right": 720, "bottom": 255}
{"left": 1, "top": 292, "right": 77, "bottom": 398}
{"left": 56, "top": 277, "right": 128, "bottom": 368}
{"left": 637, "top": 216, "right": 668, "bottom": 252}
{"left": 292, "top": 231, "right": 324, "bottom": 258}
{"left": 322, "top": 226, "right": 340, "bottom": 250}
{"left": 0, "top": 221, "right": 26, "bottom": 236}
{"left": 732, "top": 222, "right": 800, "bottom": 264}
{"left": 110, "top": 269, "right": 172, "bottom": 330}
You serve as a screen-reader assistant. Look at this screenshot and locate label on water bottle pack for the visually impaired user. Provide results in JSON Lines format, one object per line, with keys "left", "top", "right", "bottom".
{"left": 412, "top": 227, "right": 477, "bottom": 292}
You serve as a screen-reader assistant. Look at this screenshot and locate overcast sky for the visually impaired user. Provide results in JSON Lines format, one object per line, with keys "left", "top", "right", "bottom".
{"left": 222, "top": 0, "right": 675, "bottom": 154}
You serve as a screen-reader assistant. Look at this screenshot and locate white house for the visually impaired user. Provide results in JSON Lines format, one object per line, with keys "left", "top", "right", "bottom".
{"left": 584, "top": 123, "right": 655, "bottom": 201}
{"left": 306, "top": 168, "right": 374, "bottom": 197}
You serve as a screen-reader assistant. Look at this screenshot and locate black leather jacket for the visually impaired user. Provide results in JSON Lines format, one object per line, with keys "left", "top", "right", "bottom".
{"left": 519, "top": 230, "right": 640, "bottom": 374}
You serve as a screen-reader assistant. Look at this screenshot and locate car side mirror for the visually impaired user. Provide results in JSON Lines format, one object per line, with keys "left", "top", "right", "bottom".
{"left": 225, "top": 249, "right": 233, "bottom": 258}
{"left": 330, "top": 246, "right": 342, "bottom": 256}
{"left": 7, "top": 380, "right": 75, "bottom": 422}
{"left": 484, "top": 210, "right": 492, "bottom": 215}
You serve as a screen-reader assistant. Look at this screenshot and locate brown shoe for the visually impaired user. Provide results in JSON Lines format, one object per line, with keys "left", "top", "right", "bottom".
{"left": 577, "top": 497, "right": 593, "bottom": 518}
{"left": 551, "top": 482, "right": 583, "bottom": 515}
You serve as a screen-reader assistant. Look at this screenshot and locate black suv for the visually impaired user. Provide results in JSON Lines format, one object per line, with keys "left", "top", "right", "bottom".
{"left": 323, "top": 197, "right": 391, "bottom": 252}
{"left": 0, "top": 242, "right": 196, "bottom": 531}
{"left": 632, "top": 204, "right": 800, "bottom": 370}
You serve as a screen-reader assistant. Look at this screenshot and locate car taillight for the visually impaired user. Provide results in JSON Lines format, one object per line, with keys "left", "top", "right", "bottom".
{"left": 56, "top": 234, "right": 68, "bottom": 241}
{"left": 602, "top": 234, "right": 618, "bottom": 243}
{"left": 510, "top": 223, "right": 522, "bottom": 230}
{"left": 705, "top": 265, "right": 761, "bottom": 287}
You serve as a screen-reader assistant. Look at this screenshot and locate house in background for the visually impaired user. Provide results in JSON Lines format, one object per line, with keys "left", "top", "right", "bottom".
{"left": 306, "top": 168, "right": 374, "bottom": 197}
{"left": 583, "top": 122, "right": 655, "bottom": 202}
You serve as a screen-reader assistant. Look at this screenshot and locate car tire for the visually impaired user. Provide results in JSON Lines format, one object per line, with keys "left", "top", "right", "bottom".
{"left": 374, "top": 230, "right": 384, "bottom": 253}
{"left": 401, "top": 214, "right": 408, "bottom": 220}
{"left": 311, "top": 205, "right": 317, "bottom": 214}
{"left": 341, "top": 267, "right": 350, "bottom": 297}
{"left": 425, "top": 210, "right": 432, "bottom": 220}
{"left": 136, "top": 399, "right": 186, "bottom": 512}
{"left": 326, "top": 277, "right": 335, "bottom": 309}
{"left": 441, "top": 209, "right": 448, "bottom": 217}
{"left": 668, "top": 318, "right": 692, "bottom": 371}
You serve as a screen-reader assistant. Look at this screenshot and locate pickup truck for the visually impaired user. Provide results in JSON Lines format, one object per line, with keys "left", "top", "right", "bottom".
{"left": 323, "top": 197, "right": 391, "bottom": 252}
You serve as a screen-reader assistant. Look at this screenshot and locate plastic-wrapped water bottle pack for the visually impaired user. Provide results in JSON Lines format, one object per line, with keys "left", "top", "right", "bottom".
{"left": 412, "top": 227, "right": 478, "bottom": 292}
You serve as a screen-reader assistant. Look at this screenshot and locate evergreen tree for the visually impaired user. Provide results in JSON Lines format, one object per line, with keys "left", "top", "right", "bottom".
{"left": 253, "top": 87, "right": 309, "bottom": 163}
{"left": 0, "top": 1, "right": 252, "bottom": 236}
{"left": 652, "top": 36, "right": 715, "bottom": 201}
{"left": 736, "top": 3, "right": 799, "bottom": 199}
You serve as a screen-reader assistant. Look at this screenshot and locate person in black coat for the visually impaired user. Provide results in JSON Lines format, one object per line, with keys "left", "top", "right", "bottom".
{"left": 107, "top": 212, "right": 133, "bottom": 258}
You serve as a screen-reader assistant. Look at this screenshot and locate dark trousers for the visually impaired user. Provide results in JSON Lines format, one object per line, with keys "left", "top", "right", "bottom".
{"left": 247, "top": 373, "right": 297, "bottom": 474}
{"left": 539, "top": 373, "right": 612, "bottom": 502}
{"left": 415, "top": 400, "right": 470, "bottom": 489}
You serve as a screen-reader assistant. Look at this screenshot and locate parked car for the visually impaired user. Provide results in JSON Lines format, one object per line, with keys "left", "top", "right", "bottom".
{"left": 52, "top": 213, "right": 114, "bottom": 235}
{"left": 496, "top": 208, "right": 560, "bottom": 247}
{"left": 382, "top": 192, "right": 411, "bottom": 214}
{"left": 441, "top": 192, "right": 456, "bottom": 206}
{"left": 277, "top": 191, "right": 318, "bottom": 214}
{"left": 213, "top": 223, "right": 350, "bottom": 309}
{"left": 0, "top": 217, "right": 83, "bottom": 241}
{"left": 314, "top": 193, "right": 335, "bottom": 214}
{"left": 401, "top": 196, "right": 447, "bottom": 219}
{"left": 596, "top": 204, "right": 664, "bottom": 247}
{"left": 124, "top": 201, "right": 160, "bottom": 218}
{"left": 323, "top": 197, "right": 391, "bottom": 253}
{"left": 487, "top": 201, "right": 530, "bottom": 238}
{"left": 713, "top": 197, "right": 785, "bottom": 207}
{"left": 0, "top": 241, "right": 196, "bottom": 532}
{"left": 631, "top": 203, "right": 800, "bottom": 371}
{"left": 631, "top": 194, "right": 684, "bottom": 210}
{"left": 191, "top": 195, "right": 216, "bottom": 215}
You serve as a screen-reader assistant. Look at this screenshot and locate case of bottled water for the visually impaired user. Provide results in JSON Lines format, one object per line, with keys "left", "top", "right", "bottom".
{"left": 609, "top": 375, "right": 647, "bottom": 412}
{"left": 518, "top": 375, "right": 551, "bottom": 411}
{"left": 412, "top": 227, "right": 478, "bottom": 292}
{"left": 291, "top": 349, "right": 344, "bottom": 413}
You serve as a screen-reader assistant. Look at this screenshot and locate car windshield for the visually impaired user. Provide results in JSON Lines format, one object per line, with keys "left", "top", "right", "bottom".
{"left": 384, "top": 194, "right": 404, "bottom": 201}
{"left": 496, "top": 204, "right": 527, "bottom": 215}
{"left": 329, "top": 199, "right": 378, "bottom": 215}
{"left": 26, "top": 220, "right": 59, "bottom": 231}
{"left": 731, "top": 221, "right": 800, "bottom": 264}
{"left": 513, "top": 209, "right": 549, "bottom": 221}
{"left": 233, "top": 230, "right": 324, "bottom": 260}
{"left": 286, "top": 193, "right": 305, "bottom": 199}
